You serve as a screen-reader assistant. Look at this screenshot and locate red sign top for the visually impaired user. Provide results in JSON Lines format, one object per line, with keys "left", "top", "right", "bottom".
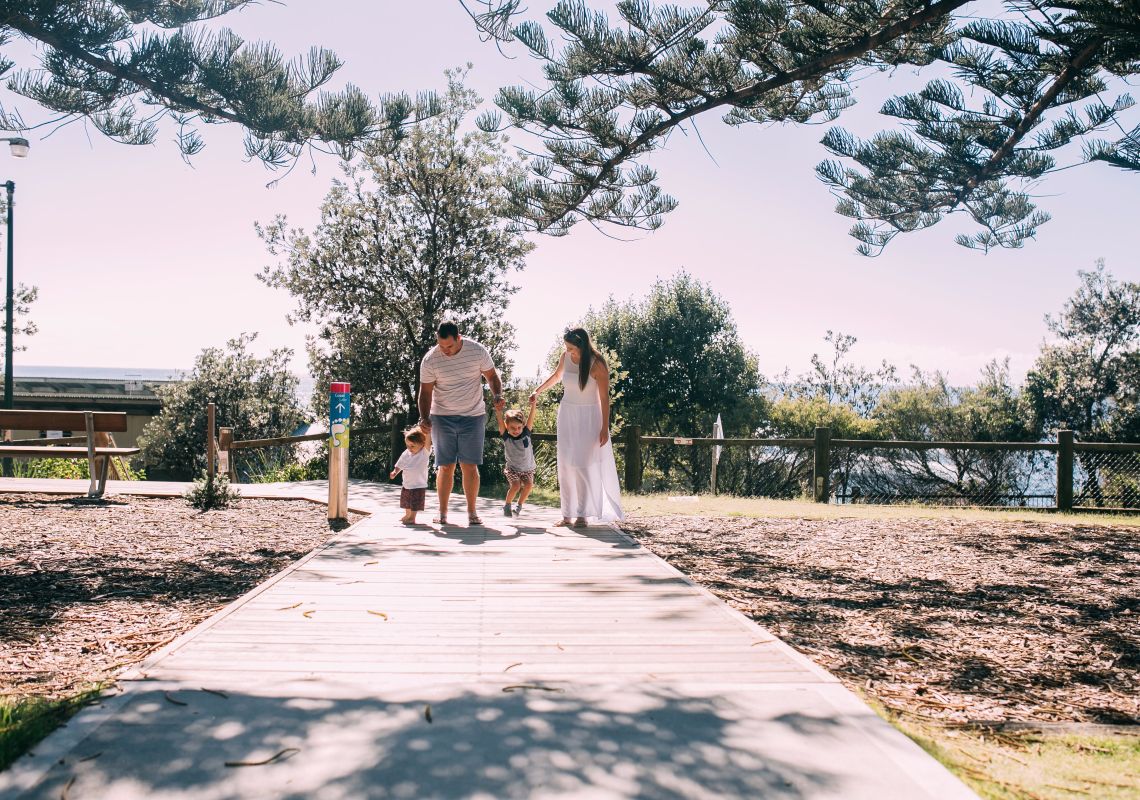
{"left": 330, "top": 382, "right": 351, "bottom": 394}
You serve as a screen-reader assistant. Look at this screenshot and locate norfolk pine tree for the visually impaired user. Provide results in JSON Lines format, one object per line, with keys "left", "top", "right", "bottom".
{"left": 0, "top": 1, "right": 440, "bottom": 166}
{"left": 463, "top": 0, "right": 1139, "bottom": 253}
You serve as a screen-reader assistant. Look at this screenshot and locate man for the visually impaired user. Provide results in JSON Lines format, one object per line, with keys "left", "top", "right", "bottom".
{"left": 418, "top": 321, "right": 504, "bottom": 525}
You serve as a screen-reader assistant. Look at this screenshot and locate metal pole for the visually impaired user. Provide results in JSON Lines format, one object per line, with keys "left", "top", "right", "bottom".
{"left": 1, "top": 182, "right": 12, "bottom": 478}
{"left": 3, "top": 181, "right": 13, "bottom": 411}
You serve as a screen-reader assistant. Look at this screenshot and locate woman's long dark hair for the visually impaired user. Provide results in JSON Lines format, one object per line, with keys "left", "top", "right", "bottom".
{"left": 564, "top": 327, "right": 606, "bottom": 390}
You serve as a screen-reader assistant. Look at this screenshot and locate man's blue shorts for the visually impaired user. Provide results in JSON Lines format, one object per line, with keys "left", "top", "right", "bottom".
{"left": 430, "top": 414, "right": 486, "bottom": 466}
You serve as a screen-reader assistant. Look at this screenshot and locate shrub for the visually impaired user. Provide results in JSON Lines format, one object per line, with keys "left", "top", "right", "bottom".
{"left": 184, "top": 472, "right": 240, "bottom": 511}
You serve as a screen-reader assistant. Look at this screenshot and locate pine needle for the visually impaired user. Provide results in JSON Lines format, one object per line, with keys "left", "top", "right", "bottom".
{"left": 367, "top": 610, "right": 388, "bottom": 620}
{"left": 424, "top": 704, "right": 433, "bottom": 723}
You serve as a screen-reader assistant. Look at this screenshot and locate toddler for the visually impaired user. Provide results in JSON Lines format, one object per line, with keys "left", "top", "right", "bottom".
{"left": 495, "top": 397, "right": 537, "bottom": 516}
{"left": 390, "top": 427, "right": 430, "bottom": 524}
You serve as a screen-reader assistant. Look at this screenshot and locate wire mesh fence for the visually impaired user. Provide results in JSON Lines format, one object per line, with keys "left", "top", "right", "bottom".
{"left": 828, "top": 445, "right": 1057, "bottom": 508}
{"left": 1073, "top": 448, "right": 1140, "bottom": 509}
{"left": 217, "top": 414, "right": 1140, "bottom": 513}
{"left": 636, "top": 439, "right": 814, "bottom": 498}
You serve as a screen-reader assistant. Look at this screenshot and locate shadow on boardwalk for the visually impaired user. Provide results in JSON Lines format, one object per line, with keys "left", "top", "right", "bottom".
{"left": 25, "top": 684, "right": 847, "bottom": 799}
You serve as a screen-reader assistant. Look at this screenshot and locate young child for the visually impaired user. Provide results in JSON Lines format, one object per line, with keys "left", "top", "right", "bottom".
{"left": 389, "top": 427, "right": 430, "bottom": 524}
{"left": 495, "top": 397, "right": 537, "bottom": 517}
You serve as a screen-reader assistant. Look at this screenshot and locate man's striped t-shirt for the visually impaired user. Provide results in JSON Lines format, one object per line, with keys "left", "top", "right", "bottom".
{"left": 420, "top": 339, "right": 496, "bottom": 417}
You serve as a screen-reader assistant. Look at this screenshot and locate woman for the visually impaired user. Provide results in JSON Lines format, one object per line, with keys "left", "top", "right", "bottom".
{"left": 531, "top": 328, "right": 624, "bottom": 527}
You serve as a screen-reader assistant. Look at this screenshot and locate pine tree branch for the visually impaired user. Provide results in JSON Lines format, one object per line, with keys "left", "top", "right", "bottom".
{"left": 5, "top": 9, "right": 256, "bottom": 131}
{"left": 535, "top": 0, "right": 973, "bottom": 230}
{"left": 956, "top": 35, "right": 1104, "bottom": 200}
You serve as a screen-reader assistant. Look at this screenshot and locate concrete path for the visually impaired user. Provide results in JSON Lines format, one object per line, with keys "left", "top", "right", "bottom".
{"left": 0, "top": 479, "right": 977, "bottom": 799}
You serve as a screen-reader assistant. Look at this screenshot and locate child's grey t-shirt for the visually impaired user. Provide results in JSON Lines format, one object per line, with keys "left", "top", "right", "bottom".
{"left": 502, "top": 427, "right": 536, "bottom": 472}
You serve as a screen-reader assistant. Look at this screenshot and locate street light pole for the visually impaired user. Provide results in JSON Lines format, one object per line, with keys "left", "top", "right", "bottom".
{"left": 1, "top": 136, "right": 30, "bottom": 412}
{"left": 3, "top": 179, "right": 13, "bottom": 412}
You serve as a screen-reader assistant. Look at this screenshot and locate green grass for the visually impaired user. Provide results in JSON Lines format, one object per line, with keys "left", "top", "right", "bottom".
{"left": 0, "top": 685, "right": 106, "bottom": 771}
{"left": 872, "top": 702, "right": 1140, "bottom": 799}
{"left": 622, "top": 492, "right": 1140, "bottom": 526}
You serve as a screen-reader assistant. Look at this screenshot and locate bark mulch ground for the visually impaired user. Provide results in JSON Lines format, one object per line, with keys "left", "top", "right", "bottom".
{"left": 1, "top": 493, "right": 361, "bottom": 699}
{"left": 620, "top": 514, "right": 1139, "bottom": 726}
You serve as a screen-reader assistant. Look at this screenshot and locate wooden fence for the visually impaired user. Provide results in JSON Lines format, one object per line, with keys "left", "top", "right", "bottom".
{"left": 207, "top": 408, "right": 1139, "bottom": 512}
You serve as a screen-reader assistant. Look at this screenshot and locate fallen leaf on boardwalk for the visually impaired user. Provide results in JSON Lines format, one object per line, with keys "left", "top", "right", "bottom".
{"left": 555, "top": 643, "right": 564, "bottom": 651}
{"left": 364, "top": 561, "right": 379, "bottom": 566}
{"left": 276, "top": 603, "right": 302, "bottom": 611}
{"left": 302, "top": 610, "right": 315, "bottom": 619}
{"left": 503, "top": 662, "right": 522, "bottom": 672}
{"left": 61, "top": 775, "right": 76, "bottom": 800}
{"left": 200, "top": 688, "right": 228, "bottom": 699}
{"left": 367, "top": 611, "right": 389, "bottom": 620}
{"left": 502, "top": 684, "right": 564, "bottom": 693}
{"left": 163, "top": 691, "right": 188, "bottom": 706}
{"left": 424, "top": 704, "right": 433, "bottom": 723}
{"left": 224, "top": 748, "right": 300, "bottom": 767}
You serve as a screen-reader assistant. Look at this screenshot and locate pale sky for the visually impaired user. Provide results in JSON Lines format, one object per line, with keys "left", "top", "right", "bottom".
{"left": 4, "top": 1, "right": 1137, "bottom": 388}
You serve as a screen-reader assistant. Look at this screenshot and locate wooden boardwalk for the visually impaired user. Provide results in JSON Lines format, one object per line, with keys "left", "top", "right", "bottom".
{"left": 1, "top": 479, "right": 977, "bottom": 799}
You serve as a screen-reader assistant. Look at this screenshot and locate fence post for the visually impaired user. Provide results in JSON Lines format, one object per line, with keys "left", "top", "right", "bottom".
{"left": 328, "top": 382, "right": 351, "bottom": 520}
{"left": 218, "top": 427, "right": 234, "bottom": 482}
{"left": 206, "top": 401, "right": 216, "bottom": 477}
{"left": 624, "top": 425, "right": 642, "bottom": 493}
{"left": 813, "top": 426, "right": 831, "bottom": 503}
{"left": 390, "top": 419, "right": 404, "bottom": 470}
{"left": 1057, "top": 428, "right": 1074, "bottom": 512}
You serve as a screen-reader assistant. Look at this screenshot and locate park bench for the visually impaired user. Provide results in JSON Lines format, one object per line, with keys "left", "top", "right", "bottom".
{"left": 0, "top": 410, "right": 140, "bottom": 498}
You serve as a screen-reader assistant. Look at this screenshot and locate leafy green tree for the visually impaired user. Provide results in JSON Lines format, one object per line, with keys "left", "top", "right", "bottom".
{"left": 574, "top": 271, "right": 764, "bottom": 491}
{"left": 1026, "top": 261, "right": 1140, "bottom": 439}
{"left": 0, "top": 198, "right": 36, "bottom": 355}
{"left": 0, "top": 283, "right": 36, "bottom": 353}
{"left": 583, "top": 272, "right": 763, "bottom": 437}
{"left": 787, "top": 330, "right": 898, "bottom": 419}
{"left": 465, "top": 0, "right": 1139, "bottom": 252}
{"left": 1, "top": 1, "right": 439, "bottom": 166}
{"left": 258, "top": 71, "right": 532, "bottom": 475}
{"left": 138, "top": 333, "right": 303, "bottom": 479}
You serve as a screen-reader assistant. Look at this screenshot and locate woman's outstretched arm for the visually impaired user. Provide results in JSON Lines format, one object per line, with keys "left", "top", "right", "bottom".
{"left": 529, "top": 354, "right": 565, "bottom": 403}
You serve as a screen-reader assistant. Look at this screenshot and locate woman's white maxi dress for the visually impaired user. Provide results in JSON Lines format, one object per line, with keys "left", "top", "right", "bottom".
{"left": 557, "top": 355, "right": 624, "bottom": 522}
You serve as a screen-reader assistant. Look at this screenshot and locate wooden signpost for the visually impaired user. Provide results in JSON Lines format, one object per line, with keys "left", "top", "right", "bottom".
{"left": 328, "top": 381, "right": 351, "bottom": 520}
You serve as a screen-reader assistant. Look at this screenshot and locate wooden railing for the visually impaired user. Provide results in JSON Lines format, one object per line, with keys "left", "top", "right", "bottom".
{"left": 207, "top": 408, "right": 1139, "bottom": 512}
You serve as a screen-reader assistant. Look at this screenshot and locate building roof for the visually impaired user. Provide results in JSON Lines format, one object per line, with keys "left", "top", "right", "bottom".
{"left": 13, "top": 376, "right": 175, "bottom": 413}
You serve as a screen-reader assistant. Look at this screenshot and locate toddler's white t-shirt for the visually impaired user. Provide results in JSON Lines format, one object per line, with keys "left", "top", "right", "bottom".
{"left": 396, "top": 447, "right": 430, "bottom": 489}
